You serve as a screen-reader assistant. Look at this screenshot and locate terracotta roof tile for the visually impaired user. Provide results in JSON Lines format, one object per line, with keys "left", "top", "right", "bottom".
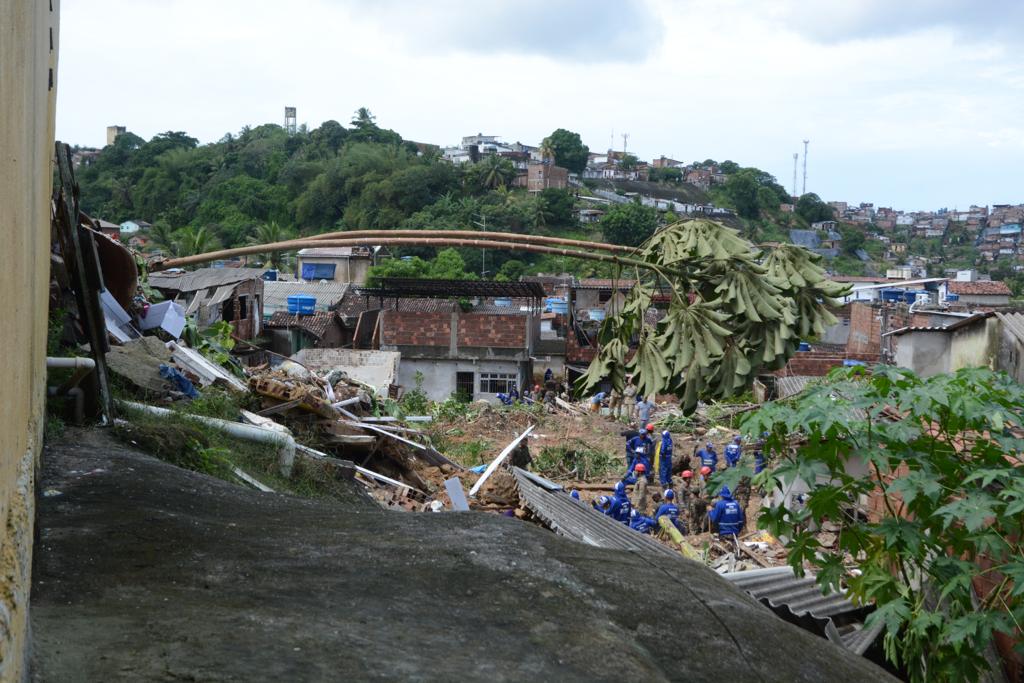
{"left": 263, "top": 310, "right": 338, "bottom": 339}
{"left": 947, "top": 280, "right": 1012, "bottom": 296}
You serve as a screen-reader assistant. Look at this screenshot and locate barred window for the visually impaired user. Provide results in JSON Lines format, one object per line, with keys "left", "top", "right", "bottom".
{"left": 479, "top": 372, "right": 517, "bottom": 394}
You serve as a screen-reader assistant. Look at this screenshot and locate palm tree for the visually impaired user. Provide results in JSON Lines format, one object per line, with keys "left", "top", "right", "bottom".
{"left": 480, "top": 155, "right": 515, "bottom": 190}
{"left": 246, "top": 221, "right": 295, "bottom": 270}
{"left": 539, "top": 137, "right": 555, "bottom": 163}
{"left": 148, "top": 220, "right": 176, "bottom": 252}
{"left": 172, "top": 226, "right": 220, "bottom": 258}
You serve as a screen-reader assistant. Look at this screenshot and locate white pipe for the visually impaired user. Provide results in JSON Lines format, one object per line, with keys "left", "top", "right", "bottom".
{"left": 331, "top": 396, "right": 362, "bottom": 409}
{"left": 47, "top": 356, "right": 96, "bottom": 370}
{"left": 117, "top": 400, "right": 296, "bottom": 477}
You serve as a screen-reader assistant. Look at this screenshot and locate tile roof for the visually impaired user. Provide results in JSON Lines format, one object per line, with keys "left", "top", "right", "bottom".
{"left": 575, "top": 278, "right": 639, "bottom": 290}
{"left": 263, "top": 281, "right": 349, "bottom": 315}
{"left": 830, "top": 276, "right": 897, "bottom": 283}
{"left": 947, "top": 280, "right": 1012, "bottom": 296}
{"left": 263, "top": 310, "right": 338, "bottom": 339}
{"left": 148, "top": 267, "right": 267, "bottom": 293}
{"left": 336, "top": 290, "right": 459, "bottom": 318}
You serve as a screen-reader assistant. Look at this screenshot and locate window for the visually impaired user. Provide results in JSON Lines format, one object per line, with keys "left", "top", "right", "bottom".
{"left": 455, "top": 372, "right": 475, "bottom": 401}
{"left": 480, "top": 372, "right": 517, "bottom": 394}
{"left": 301, "top": 263, "right": 336, "bottom": 280}
{"left": 222, "top": 295, "right": 249, "bottom": 321}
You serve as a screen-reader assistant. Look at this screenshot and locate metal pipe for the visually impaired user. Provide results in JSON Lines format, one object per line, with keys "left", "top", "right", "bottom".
{"left": 46, "top": 356, "right": 96, "bottom": 370}
{"left": 117, "top": 400, "right": 296, "bottom": 477}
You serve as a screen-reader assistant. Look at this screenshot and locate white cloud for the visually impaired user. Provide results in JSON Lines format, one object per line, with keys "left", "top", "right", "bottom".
{"left": 55, "top": 0, "right": 1024, "bottom": 210}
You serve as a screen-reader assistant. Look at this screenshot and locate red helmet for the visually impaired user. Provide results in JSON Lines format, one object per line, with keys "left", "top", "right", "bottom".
{"left": 645, "top": 423, "right": 654, "bottom": 432}
{"left": 681, "top": 469, "right": 693, "bottom": 479}
{"left": 699, "top": 466, "right": 711, "bottom": 476}
{"left": 635, "top": 463, "right": 647, "bottom": 473}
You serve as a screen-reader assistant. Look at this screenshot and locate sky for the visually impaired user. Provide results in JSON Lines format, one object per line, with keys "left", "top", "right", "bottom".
{"left": 57, "top": 0, "right": 1024, "bottom": 212}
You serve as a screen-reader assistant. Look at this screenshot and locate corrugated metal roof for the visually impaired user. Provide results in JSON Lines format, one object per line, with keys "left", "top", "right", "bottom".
{"left": 721, "top": 567, "right": 881, "bottom": 656}
{"left": 512, "top": 468, "right": 680, "bottom": 559}
{"left": 263, "top": 281, "right": 349, "bottom": 315}
{"left": 263, "top": 310, "right": 338, "bottom": 339}
{"left": 997, "top": 311, "right": 1024, "bottom": 346}
{"left": 149, "top": 267, "right": 267, "bottom": 293}
{"left": 886, "top": 311, "right": 992, "bottom": 337}
{"left": 776, "top": 375, "right": 816, "bottom": 399}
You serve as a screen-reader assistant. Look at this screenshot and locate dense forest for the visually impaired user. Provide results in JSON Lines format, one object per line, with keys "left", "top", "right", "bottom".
{"left": 77, "top": 109, "right": 610, "bottom": 278}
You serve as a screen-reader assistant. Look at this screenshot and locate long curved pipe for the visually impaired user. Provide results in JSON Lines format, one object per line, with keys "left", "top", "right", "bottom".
{"left": 156, "top": 236, "right": 661, "bottom": 275}
{"left": 292, "top": 229, "right": 636, "bottom": 254}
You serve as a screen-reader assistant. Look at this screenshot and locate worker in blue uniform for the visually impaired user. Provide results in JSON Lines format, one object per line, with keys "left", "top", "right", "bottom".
{"left": 697, "top": 442, "right": 718, "bottom": 474}
{"left": 656, "top": 430, "right": 673, "bottom": 488}
{"left": 709, "top": 486, "right": 745, "bottom": 538}
{"left": 624, "top": 425, "right": 655, "bottom": 474}
{"left": 654, "top": 489, "right": 685, "bottom": 533}
{"left": 724, "top": 435, "right": 742, "bottom": 468}
{"left": 608, "top": 481, "right": 632, "bottom": 523}
{"left": 593, "top": 495, "right": 613, "bottom": 516}
{"left": 629, "top": 509, "right": 657, "bottom": 534}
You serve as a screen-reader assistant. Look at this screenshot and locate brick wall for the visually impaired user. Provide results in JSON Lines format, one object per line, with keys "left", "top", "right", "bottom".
{"left": 457, "top": 313, "right": 525, "bottom": 349}
{"left": 566, "top": 326, "right": 597, "bottom": 363}
{"left": 847, "top": 302, "right": 911, "bottom": 356}
{"left": 380, "top": 311, "right": 450, "bottom": 347}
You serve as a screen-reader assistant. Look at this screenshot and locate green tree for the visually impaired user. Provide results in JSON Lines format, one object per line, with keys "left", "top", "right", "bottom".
{"left": 599, "top": 202, "right": 659, "bottom": 246}
{"left": 535, "top": 188, "right": 575, "bottom": 228}
{"left": 737, "top": 366, "right": 1024, "bottom": 683}
{"left": 495, "top": 259, "right": 527, "bottom": 282}
{"left": 246, "top": 221, "right": 295, "bottom": 270}
{"left": 722, "top": 170, "right": 761, "bottom": 219}
{"left": 719, "top": 160, "right": 740, "bottom": 174}
{"left": 171, "top": 226, "right": 220, "bottom": 257}
{"left": 541, "top": 128, "right": 590, "bottom": 174}
{"left": 619, "top": 154, "right": 639, "bottom": 171}
{"left": 796, "top": 193, "right": 834, "bottom": 223}
{"left": 839, "top": 225, "right": 866, "bottom": 256}
{"left": 479, "top": 155, "right": 516, "bottom": 190}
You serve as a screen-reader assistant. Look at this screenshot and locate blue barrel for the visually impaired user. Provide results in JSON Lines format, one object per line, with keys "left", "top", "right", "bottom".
{"left": 287, "top": 295, "right": 317, "bottom": 315}
{"left": 589, "top": 308, "right": 606, "bottom": 321}
{"left": 546, "top": 297, "right": 568, "bottom": 314}
{"left": 798, "top": 341, "right": 811, "bottom": 352}
{"left": 263, "top": 270, "right": 278, "bottom": 281}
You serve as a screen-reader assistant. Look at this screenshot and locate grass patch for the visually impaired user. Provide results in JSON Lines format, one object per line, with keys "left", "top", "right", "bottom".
{"left": 532, "top": 443, "right": 620, "bottom": 480}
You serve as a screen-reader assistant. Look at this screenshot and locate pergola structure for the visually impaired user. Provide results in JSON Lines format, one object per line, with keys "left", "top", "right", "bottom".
{"left": 357, "top": 278, "right": 546, "bottom": 310}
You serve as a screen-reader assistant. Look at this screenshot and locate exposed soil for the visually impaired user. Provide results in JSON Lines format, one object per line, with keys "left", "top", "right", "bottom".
{"left": 30, "top": 428, "right": 893, "bottom": 682}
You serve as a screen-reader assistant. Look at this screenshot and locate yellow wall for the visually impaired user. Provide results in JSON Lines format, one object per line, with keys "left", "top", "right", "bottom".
{"left": 0, "top": 1, "right": 59, "bottom": 679}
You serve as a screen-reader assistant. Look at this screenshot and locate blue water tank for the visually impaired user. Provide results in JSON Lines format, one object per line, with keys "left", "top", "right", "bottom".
{"left": 546, "top": 297, "right": 569, "bottom": 314}
{"left": 494, "top": 298, "right": 512, "bottom": 307}
{"left": 262, "top": 270, "right": 278, "bottom": 281}
{"left": 287, "top": 295, "right": 316, "bottom": 315}
{"left": 798, "top": 341, "right": 811, "bottom": 352}
{"left": 946, "top": 294, "right": 960, "bottom": 302}
{"left": 589, "top": 308, "right": 606, "bottom": 321}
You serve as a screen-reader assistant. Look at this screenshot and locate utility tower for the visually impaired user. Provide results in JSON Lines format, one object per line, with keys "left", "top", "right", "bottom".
{"left": 802, "top": 139, "right": 809, "bottom": 195}
{"left": 621, "top": 132, "right": 629, "bottom": 157}
{"left": 792, "top": 153, "right": 798, "bottom": 199}
{"left": 284, "top": 107, "right": 297, "bottom": 135}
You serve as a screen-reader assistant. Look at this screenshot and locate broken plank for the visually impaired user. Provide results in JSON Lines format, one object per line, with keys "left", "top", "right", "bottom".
{"left": 469, "top": 425, "right": 535, "bottom": 498}
{"left": 736, "top": 540, "right": 772, "bottom": 568}
{"left": 231, "top": 466, "right": 274, "bottom": 493}
{"left": 256, "top": 398, "right": 304, "bottom": 416}
{"left": 444, "top": 478, "right": 470, "bottom": 511}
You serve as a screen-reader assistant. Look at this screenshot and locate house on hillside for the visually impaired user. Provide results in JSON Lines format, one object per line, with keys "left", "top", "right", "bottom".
{"left": 297, "top": 246, "right": 374, "bottom": 285}
{"left": 262, "top": 280, "right": 350, "bottom": 318}
{"left": 339, "top": 279, "right": 547, "bottom": 402}
{"left": 527, "top": 162, "right": 568, "bottom": 192}
{"left": 263, "top": 310, "right": 346, "bottom": 356}
{"left": 941, "top": 279, "right": 1012, "bottom": 307}
{"left": 890, "top": 313, "right": 1000, "bottom": 377}
{"left": 148, "top": 267, "right": 267, "bottom": 340}
{"left": 119, "top": 219, "right": 151, "bottom": 235}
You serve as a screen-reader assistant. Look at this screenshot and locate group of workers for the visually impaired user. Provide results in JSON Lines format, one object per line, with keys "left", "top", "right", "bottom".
{"left": 580, "top": 426, "right": 769, "bottom": 541}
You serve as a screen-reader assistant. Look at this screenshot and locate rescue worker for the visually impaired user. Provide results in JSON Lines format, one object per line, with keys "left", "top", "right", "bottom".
{"left": 622, "top": 380, "right": 638, "bottom": 421}
{"left": 697, "top": 442, "right": 718, "bottom": 474}
{"left": 629, "top": 508, "right": 657, "bottom": 534}
{"left": 625, "top": 463, "right": 650, "bottom": 514}
{"left": 709, "top": 486, "right": 745, "bottom": 539}
{"left": 624, "top": 424, "right": 655, "bottom": 472}
{"left": 654, "top": 489, "right": 685, "bottom": 534}
{"left": 608, "top": 481, "right": 632, "bottom": 523}
{"left": 655, "top": 429, "right": 673, "bottom": 488}
{"left": 509, "top": 386, "right": 520, "bottom": 402}
{"left": 635, "top": 395, "right": 656, "bottom": 426}
{"left": 544, "top": 367, "right": 554, "bottom": 383}
{"left": 754, "top": 446, "right": 766, "bottom": 474}
{"left": 496, "top": 392, "right": 514, "bottom": 406}
{"left": 608, "top": 387, "right": 622, "bottom": 418}
{"left": 570, "top": 489, "right": 581, "bottom": 501}
{"left": 593, "top": 495, "right": 613, "bottom": 515}
{"left": 589, "top": 391, "right": 607, "bottom": 412}
{"left": 689, "top": 480, "right": 709, "bottom": 533}
{"left": 724, "top": 435, "right": 742, "bottom": 468}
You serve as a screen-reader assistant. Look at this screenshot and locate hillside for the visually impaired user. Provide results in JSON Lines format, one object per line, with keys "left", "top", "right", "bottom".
{"left": 587, "top": 178, "right": 709, "bottom": 204}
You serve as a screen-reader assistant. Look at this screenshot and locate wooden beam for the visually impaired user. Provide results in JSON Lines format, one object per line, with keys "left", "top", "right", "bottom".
{"left": 469, "top": 425, "right": 535, "bottom": 498}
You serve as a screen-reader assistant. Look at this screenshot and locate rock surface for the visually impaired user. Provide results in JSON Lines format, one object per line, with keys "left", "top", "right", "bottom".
{"left": 31, "top": 429, "right": 894, "bottom": 682}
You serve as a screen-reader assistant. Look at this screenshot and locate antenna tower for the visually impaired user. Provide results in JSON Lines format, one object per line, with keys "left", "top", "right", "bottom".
{"left": 621, "top": 132, "right": 629, "bottom": 157}
{"left": 802, "top": 139, "right": 809, "bottom": 195}
{"left": 284, "top": 107, "right": 297, "bottom": 135}
{"left": 792, "top": 153, "right": 798, "bottom": 199}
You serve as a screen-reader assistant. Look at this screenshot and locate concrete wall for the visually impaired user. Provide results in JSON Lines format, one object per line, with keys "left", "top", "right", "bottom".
{"left": 893, "top": 331, "right": 950, "bottom": 377}
{"left": 1, "top": 1, "right": 59, "bottom": 678}
{"left": 298, "top": 256, "right": 371, "bottom": 285}
{"left": 949, "top": 318, "right": 999, "bottom": 372}
{"left": 397, "top": 358, "right": 525, "bottom": 402}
